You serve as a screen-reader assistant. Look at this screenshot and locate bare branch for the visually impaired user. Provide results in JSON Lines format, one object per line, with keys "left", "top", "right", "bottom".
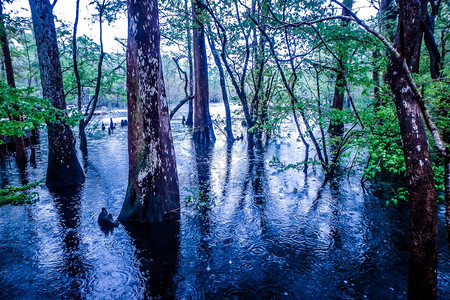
{"left": 172, "top": 56, "right": 188, "bottom": 98}
{"left": 170, "top": 96, "right": 193, "bottom": 120}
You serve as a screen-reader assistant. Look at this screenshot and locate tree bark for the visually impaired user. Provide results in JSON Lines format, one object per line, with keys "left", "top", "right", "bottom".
{"left": 80, "top": 0, "right": 106, "bottom": 153}
{"left": 170, "top": 96, "right": 193, "bottom": 120}
{"left": 421, "top": 0, "right": 448, "bottom": 242}
{"left": 252, "top": 15, "right": 327, "bottom": 169}
{"left": 446, "top": 155, "right": 450, "bottom": 242}
{"left": 0, "top": 3, "right": 27, "bottom": 165}
{"left": 185, "top": 0, "right": 194, "bottom": 127}
{"left": 328, "top": 0, "right": 352, "bottom": 136}
{"left": 83, "top": 0, "right": 105, "bottom": 128}
{"left": 386, "top": 0, "right": 437, "bottom": 297}
{"left": 377, "top": 0, "right": 397, "bottom": 88}
{"left": 29, "top": 0, "right": 85, "bottom": 187}
{"left": 206, "top": 5, "right": 257, "bottom": 146}
{"left": 380, "top": 0, "right": 397, "bottom": 42}
{"left": 207, "top": 24, "right": 234, "bottom": 143}
{"left": 372, "top": 50, "right": 382, "bottom": 107}
{"left": 422, "top": 0, "right": 441, "bottom": 80}
{"left": 118, "top": 0, "right": 180, "bottom": 223}
{"left": 192, "top": 0, "right": 215, "bottom": 145}
{"left": 329, "top": 71, "right": 345, "bottom": 135}
{"left": 72, "top": 0, "right": 87, "bottom": 156}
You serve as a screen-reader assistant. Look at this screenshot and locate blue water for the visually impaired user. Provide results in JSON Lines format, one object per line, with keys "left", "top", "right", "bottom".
{"left": 0, "top": 104, "right": 449, "bottom": 299}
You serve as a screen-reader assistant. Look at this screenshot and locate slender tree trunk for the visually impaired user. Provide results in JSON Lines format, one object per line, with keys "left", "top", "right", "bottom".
{"left": 386, "top": 0, "right": 437, "bottom": 297}
{"left": 21, "top": 29, "right": 33, "bottom": 88}
{"left": 372, "top": 50, "right": 382, "bottom": 107}
{"left": 446, "top": 155, "right": 450, "bottom": 242}
{"left": 251, "top": 7, "right": 265, "bottom": 149}
{"left": 0, "top": 5, "right": 14, "bottom": 89}
{"left": 72, "top": 0, "right": 87, "bottom": 155}
{"left": 253, "top": 17, "right": 327, "bottom": 169}
{"left": 328, "top": 0, "right": 352, "bottom": 136}
{"left": 380, "top": 0, "right": 397, "bottom": 42}
{"left": 169, "top": 57, "right": 192, "bottom": 119}
{"left": 444, "top": 99, "right": 450, "bottom": 242}
{"left": 81, "top": 1, "right": 106, "bottom": 153}
{"left": 185, "top": 0, "right": 194, "bottom": 127}
{"left": 192, "top": 0, "right": 215, "bottom": 145}
{"left": 315, "top": 68, "right": 329, "bottom": 166}
{"left": 118, "top": 0, "right": 180, "bottom": 223}
{"left": 372, "top": 1, "right": 383, "bottom": 108}
{"left": 329, "top": 71, "right": 345, "bottom": 135}
{"left": 83, "top": 4, "right": 105, "bottom": 127}
{"left": 208, "top": 10, "right": 254, "bottom": 144}
{"left": 29, "top": 0, "right": 85, "bottom": 187}
{"left": 378, "top": 0, "right": 398, "bottom": 88}
{"left": 422, "top": 0, "right": 441, "bottom": 80}
{"left": 421, "top": 0, "right": 449, "bottom": 242}
{"left": 207, "top": 25, "right": 234, "bottom": 143}
{"left": 0, "top": 3, "right": 27, "bottom": 165}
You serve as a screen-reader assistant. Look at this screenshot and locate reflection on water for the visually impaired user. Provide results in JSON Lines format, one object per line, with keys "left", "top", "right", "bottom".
{"left": 51, "top": 186, "right": 90, "bottom": 299}
{"left": 0, "top": 104, "right": 449, "bottom": 299}
{"left": 124, "top": 220, "right": 180, "bottom": 299}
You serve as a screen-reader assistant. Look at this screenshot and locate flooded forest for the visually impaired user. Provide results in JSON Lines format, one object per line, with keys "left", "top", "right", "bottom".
{"left": 0, "top": 0, "right": 449, "bottom": 298}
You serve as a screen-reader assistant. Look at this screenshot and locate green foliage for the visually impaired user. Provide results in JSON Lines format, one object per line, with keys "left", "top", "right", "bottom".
{"left": 2, "top": 15, "right": 40, "bottom": 89}
{"left": 386, "top": 187, "right": 407, "bottom": 206}
{"left": 58, "top": 31, "right": 126, "bottom": 107}
{"left": 359, "top": 98, "right": 406, "bottom": 180}
{"left": 0, "top": 83, "right": 82, "bottom": 140}
{"left": 0, "top": 180, "right": 43, "bottom": 206}
{"left": 184, "top": 185, "right": 215, "bottom": 213}
{"left": 0, "top": 0, "right": 447, "bottom": 210}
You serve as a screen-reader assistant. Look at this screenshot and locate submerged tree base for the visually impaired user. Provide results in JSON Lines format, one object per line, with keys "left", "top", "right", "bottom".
{"left": 118, "top": 183, "right": 180, "bottom": 224}
{"left": 45, "top": 124, "right": 85, "bottom": 188}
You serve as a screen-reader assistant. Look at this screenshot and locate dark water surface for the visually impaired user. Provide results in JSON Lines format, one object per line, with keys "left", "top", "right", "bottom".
{"left": 1, "top": 105, "right": 449, "bottom": 299}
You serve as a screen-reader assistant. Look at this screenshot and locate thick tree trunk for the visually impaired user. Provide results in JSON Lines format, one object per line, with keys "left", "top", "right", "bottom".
{"left": 0, "top": 3, "right": 27, "bottom": 165}
{"left": 118, "top": 0, "right": 180, "bottom": 223}
{"left": 29, "top": 0, "right": 85, "bottom": 187}
{"left": 386, "top": 0, "right": 437, "bottom": 297}
{"left": 192, "top": 0, "right": 215, "bottom": 145}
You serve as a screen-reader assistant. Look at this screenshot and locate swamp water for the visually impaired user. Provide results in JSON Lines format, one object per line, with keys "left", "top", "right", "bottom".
{"left": 0, "top": 104, "right": 449, "bottom": 299}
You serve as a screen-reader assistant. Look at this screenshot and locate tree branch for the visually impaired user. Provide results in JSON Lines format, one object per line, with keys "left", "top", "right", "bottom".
{"left": 170, "top": 96, "right": 193, "bottom": 120}
{"left": 51, "top": 0, "right": 58, "bottom": 9}
{"left": 331, "top": 0, "right": 448, "bottom": 157}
